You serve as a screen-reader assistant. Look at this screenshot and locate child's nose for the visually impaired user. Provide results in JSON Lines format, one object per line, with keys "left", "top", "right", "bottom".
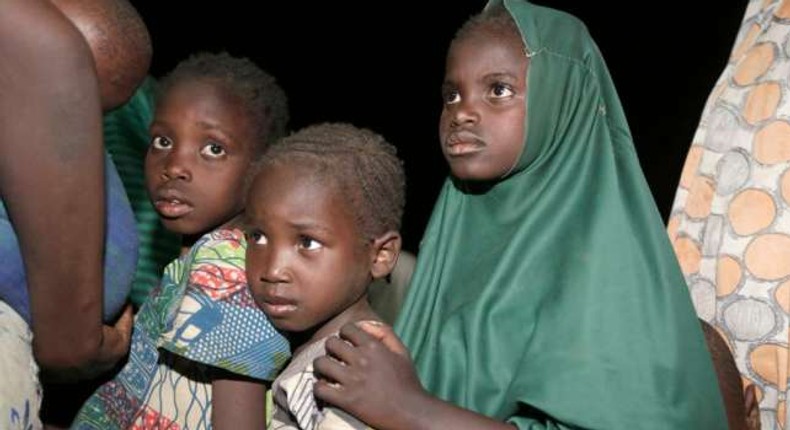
{"left": 259, "top": 249, "right": 291, "bottom": 284}
{"left": 451, "top": 99, "right": 480, "bottom": 127}
{"left": 162, "top": 151, "right": 191, "bottom": 181}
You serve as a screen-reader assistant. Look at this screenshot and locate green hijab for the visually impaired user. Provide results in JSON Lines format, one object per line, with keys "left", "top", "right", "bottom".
{"left": 394, "top": 1, "right": 726, "bottom": 428}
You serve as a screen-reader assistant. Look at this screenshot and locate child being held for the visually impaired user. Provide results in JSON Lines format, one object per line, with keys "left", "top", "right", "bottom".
{"left": 73, "top": 52, "right": 290, "bottom": 429}
{"left": 243, "top": 123, "right": 405, "bottom": 429}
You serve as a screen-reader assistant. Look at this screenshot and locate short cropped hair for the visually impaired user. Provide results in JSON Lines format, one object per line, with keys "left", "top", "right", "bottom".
{"left": 256, "top": 123, "right": 405, "bottom": 240}
{"left": 160, "top": 52, "right": 289, "bottom": 149}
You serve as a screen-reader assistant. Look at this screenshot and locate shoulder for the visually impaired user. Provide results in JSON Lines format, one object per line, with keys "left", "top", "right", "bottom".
{"left": 0, "top": 0, "right": 93, "bottom": 75}
{"left": 191, "top": 228, "right": 246, "bottom": 259}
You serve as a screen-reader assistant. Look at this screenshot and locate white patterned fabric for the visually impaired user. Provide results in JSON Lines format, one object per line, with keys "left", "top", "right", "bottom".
{"left": 0, "top": 300, "right": 42, "bottom": 430}
{"left": 271, "top": 336, "right": 369, "bottom": 430}
{"left": 669, "top": 1, "right": 790, "bottom": 427}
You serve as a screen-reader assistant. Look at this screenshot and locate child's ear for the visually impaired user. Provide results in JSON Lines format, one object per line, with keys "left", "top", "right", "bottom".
{"left": 369, "top": 231, "right": 401, "bottom": 280}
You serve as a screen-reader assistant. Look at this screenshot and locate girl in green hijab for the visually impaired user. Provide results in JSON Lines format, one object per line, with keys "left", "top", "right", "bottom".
{"left": 313, "top": 1, "right": 727, "bottom": 428}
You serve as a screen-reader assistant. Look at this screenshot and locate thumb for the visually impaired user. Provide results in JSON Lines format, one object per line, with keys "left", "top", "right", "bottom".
{"left": 114, "top": 303, "right": 134, "bottom": 332}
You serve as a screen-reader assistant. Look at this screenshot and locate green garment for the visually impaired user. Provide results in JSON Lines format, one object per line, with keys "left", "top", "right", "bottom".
{"left": 393, "top": 1, "right": 727, "bottom": 428}
{"left": 104, "top": 77, "right": 181, "bottom": 306}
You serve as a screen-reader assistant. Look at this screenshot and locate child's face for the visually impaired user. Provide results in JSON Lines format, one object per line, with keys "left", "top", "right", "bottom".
{"left": 145, "top": 79, "right": 258, "bottom": 236}
{"left": 439, "top": 31, "right": 528, "bottom": 181}
{"left": 245, "top": 163, "right": 374, "bottom": 335}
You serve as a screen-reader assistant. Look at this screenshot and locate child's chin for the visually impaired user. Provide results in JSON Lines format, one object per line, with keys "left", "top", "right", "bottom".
{"left": 160, "top": 217, "right": 202, "bottom": 236}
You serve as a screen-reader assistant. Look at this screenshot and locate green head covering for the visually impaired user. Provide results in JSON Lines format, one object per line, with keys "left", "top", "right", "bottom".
{"left": 394, "top": 1, "right": 726, "bottom": 428}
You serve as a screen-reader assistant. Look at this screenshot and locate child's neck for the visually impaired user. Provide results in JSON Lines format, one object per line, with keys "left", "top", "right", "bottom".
{"left": 291, "top": 295, "right": 379, "bottom": 356}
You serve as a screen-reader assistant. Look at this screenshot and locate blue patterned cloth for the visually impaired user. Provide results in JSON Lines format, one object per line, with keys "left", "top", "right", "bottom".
{"left": 73, "top": 228, "right": 290, "bottom": 429}
{"left": 0, "top": 153, "right": 138, "bottom": 324}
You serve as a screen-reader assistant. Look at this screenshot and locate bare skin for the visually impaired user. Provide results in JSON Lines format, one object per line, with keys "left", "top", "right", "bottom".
{"left": 211, "top": 371, "right": 267, "bottom": 430}
{"left": 314, "top": 321, "right": 516, "bottom": 430}
{"left": 0, "top": 0, "right": 131, "bottom": 377}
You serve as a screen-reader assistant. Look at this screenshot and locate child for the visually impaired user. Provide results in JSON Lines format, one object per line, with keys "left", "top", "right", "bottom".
{"left": 73, "top": 52, "right": 291, "bottom": 429}
{"left": 312, "top": 1, "right": 728, "bottom": 428}
{"left": 243, "top": 123, "right": 405, "bottom": 429}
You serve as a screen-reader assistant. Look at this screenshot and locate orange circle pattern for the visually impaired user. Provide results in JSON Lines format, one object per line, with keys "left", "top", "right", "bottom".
{"left": 669, "top": 2, "right": 790, "bottom": 426}
{"left": 727, "top": 189, "right": 776, "bottom": 235}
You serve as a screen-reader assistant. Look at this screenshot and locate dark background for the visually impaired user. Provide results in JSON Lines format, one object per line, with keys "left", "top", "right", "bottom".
{"left": 40, "top": 3, "right": 749, "bottom": 424}
{"left": 131, "top": 1, "right": 745, "bottom": 252}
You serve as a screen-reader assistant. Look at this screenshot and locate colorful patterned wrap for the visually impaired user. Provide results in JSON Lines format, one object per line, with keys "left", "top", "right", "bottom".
{"left": 73, "top": 228, "right": 290, "bottom": 429}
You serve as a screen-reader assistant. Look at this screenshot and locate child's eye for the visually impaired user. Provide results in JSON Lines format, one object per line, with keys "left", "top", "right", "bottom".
{"left": 246, "top": 230, "right": 268, "bottom": 246}
{"left": 298, "top": 236, "right": 322, "bottom": 251}
{"left": 489, "top": 83, "right": 515, "bottom": 99}
{"left": 443, "top": 89, "right": 461, "bottom": 105}
{"left": 200, "top": 142, "right": 226, "bottom": 158}
{"left": 151, "top": 135, "right": 173, "bottom": 150}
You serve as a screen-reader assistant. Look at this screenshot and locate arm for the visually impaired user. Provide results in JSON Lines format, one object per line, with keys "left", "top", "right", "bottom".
{"left": 313, "top": 322, "right": 516, "bottom": 430}
{"left": 0, "top": 0, "right": 128, "bottom": 375}
{"left": 211, "top": 373, "right": 267, "bottom": 430}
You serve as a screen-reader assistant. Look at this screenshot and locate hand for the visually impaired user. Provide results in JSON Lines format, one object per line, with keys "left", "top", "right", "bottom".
{"left": 313, "top": 321, "right": 427, "bottom": 430}
{"left": 39, "top": 304, "right": 133, "bottom": 383}
{"left": 94, "top": 304, "right": 133, "bottom": 374}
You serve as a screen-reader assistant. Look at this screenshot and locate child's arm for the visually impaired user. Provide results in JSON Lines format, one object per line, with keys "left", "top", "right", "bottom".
{"left": 313, "top": 322, "right": 516, "bottom": 430}
{"left": 211, "top": 373, "right": 267, "bottom": 430}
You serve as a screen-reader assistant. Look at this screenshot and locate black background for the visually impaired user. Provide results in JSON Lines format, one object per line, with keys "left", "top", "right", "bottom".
{"left": 40, "top": 2, "right": 749, "bottom": 424}
{"left": 131, "top": 1, "right": 745, "bottom": 252}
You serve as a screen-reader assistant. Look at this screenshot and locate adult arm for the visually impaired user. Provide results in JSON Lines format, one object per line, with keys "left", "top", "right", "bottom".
{"left": 314, "top": 322, "right": 518, "bottom": 430}
{"left": 0, "top": 0, "right": 129, "bottom": 375}
{"left": 211, "top": 375, "right": 267, "bottom": 430}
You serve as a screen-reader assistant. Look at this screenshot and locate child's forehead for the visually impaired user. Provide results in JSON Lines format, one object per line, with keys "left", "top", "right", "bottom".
{"left": 249, "top": 161, "right": 363, "bottom": 229}
{"left": 252, "top": 160, "right": 356, "bottom": 211}
{"left": 255, "top": 158, "right": 343, "bottom": 195}
{"left": 155, "top": 79, "right": 256, "bottom": 129}
{"left": 450, "top": 27, "right": 524, "bottom": 59}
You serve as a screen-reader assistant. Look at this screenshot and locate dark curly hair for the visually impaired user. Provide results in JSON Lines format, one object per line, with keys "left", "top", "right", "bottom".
{"left": 254, "top": 123, "right": 406, "bottom": 240}
{"left": 159, "top": 51, "right": 288, "bottom": 150}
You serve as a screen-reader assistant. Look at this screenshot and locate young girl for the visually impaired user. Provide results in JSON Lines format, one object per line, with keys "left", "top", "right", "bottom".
{"left": 243, "top": 123, "right": 405, "bottom": 429}
{"left": 73, "top": 52, "right": 291, "bottom": 429}
{"left": 312, "top": 1, "right": 728, "bottom": 428}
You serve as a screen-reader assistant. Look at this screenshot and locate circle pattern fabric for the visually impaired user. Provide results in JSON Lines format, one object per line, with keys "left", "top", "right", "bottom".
{"left": 670, "top": 1, "right": 790, "bottom": 427}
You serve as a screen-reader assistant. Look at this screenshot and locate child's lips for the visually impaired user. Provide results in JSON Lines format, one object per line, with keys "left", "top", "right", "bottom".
{"left": 154, "top": 199, "right": 193, "bottom": 218}
{"left": 154, "top": 187, "right": 193, "bottom": 218}
{"left": 261, "top": 296, "right": 298, "bottom": 317}
{"left": 445, "top": 130, "right": 485, "bottom": 156}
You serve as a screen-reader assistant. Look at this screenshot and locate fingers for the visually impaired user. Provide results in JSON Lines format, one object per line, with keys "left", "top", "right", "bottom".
{"left": 337, "top": 321, "right": 377, "bottom": 347}
{"left": 313, "top": 354, "right": 347, "bottom": 387}
{"left": 355, "top": 320, "right": 408, "bottom": 356}
{"left": 355, "top": 320, "right": 390, "bottom": 341}
{"left": 313, "top": 374, "right": 346, "bottom": 407}
{"left": 98, "top": 303, "right": 133, "bottom": 366}
{"left": 313, "top": 352, "right": 357, "bottom": 410}
{"left": 324, "top": 335, "right": 357, "bottom": 365}
{"left": 114, "top": 303, "right": 133, "bottom": 333}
